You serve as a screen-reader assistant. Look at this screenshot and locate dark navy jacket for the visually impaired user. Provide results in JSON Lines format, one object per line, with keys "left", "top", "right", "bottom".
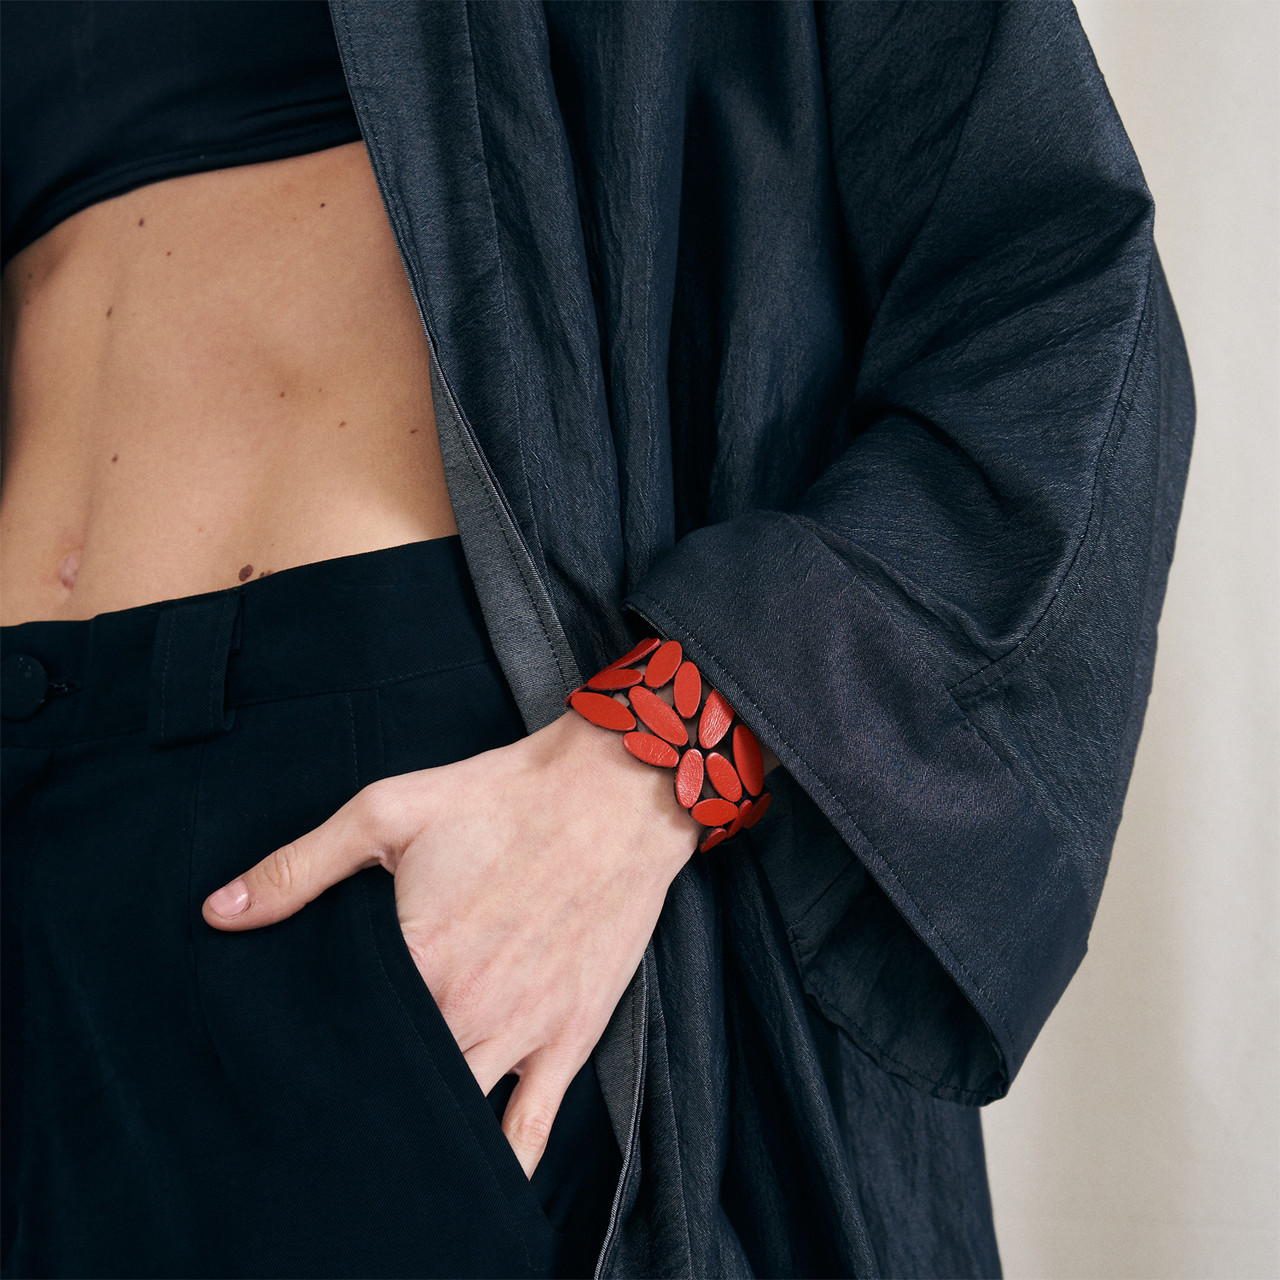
{"left": 327, "top": 2, "right": 1195, "bottom": 1275}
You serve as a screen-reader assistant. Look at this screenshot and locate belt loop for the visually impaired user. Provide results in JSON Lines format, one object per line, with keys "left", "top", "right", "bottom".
{"left": 148, "top": 592, "right": 242, "bottom": 748}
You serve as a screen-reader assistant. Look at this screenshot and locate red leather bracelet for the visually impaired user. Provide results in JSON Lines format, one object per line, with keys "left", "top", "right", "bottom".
{"left": 564, "top": 638, "right": 772, "bottom": 853}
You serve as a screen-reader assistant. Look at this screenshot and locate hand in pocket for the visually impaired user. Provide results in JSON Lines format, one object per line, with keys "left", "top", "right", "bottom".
{"left": 202, "top": 709, "right": 700, "bottom": 1177}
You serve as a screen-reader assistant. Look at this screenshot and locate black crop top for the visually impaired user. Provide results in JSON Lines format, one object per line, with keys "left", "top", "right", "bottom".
{"left": 0, "top": 1, "right": 363, "bottom": 268}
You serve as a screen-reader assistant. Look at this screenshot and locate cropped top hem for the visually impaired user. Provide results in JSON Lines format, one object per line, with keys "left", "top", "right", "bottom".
{"left": 4, "top": 119, "right": 364, "bottom": 267}
{"left": 1, "top": 1, "right": 366, "bottom": 270}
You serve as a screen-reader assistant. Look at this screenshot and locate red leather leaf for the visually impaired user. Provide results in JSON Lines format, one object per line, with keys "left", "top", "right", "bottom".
{"left": 569, "top": 690, "right": 635, "bottom": 732}
{"left": 673, "top": 661, "right": 702, "bottom": 719}
{"left": 733, "top": 724, "right": 764, "bottom": 796}
{"left": 601, "top": 637, "right": 661, "bottom": 673}
{"left": 698, "top": 690, "right": 733, "bottom": 749}
{"left": 691, "top": 797, "right": 738, "bottom": 827}
{"left": 675, "top": 749, "right": 704, "bottom": 808}
{"left": 563, "top": 685, "right": 583, "bottom": 707}
{"left": 742, "top": 791, "right": 771, "bottom": 827}
{"left": 643, "top": 639, "right": 683, "bottom": 688}
{"left": 623, "top": 731, "right": 679, "bottom": 768}
{"left": 587, "top": 667, "right": 644, "bottom": 691}
{"left": 727, "top": 799, "right": 752, "bottom": 837}
{"left": 698, "top": 827, "right": 729, "bottom": 853}
{"left": 705, "top": 751, "right": 743, "bottom": 802}
{"left": 628, "top": 686, "right": 689, "bottom": 746}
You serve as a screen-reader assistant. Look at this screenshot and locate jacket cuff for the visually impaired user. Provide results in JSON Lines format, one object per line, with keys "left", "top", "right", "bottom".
{"left": 624, "top": 510, "right": 1089, "bottom": 1104}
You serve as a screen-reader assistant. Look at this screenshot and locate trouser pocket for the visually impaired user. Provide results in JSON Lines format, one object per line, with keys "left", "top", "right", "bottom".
{"left": 187, "top": 691, "right": 560, "bottom": 1279}
{"left": 372, "top": 665, "right": 623, "bottom": 1274}
{"left": 359, "top": 866, "right": 567, "bottom": 1244}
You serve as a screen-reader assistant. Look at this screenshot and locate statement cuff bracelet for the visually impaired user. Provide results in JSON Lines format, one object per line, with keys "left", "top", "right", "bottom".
{"left": 564, "top": 638, "right": 772, "bottom": 853}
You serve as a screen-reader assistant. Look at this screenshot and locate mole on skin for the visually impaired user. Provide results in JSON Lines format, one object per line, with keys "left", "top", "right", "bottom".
{"left": 238, "top": 564, "right": 253, "bottom": 582}
{"left": 111, "top": 454, "right": 118, "bottom": 462}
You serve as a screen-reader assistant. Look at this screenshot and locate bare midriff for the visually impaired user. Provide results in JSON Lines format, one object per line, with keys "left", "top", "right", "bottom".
{"left": 0, "top": 140, "right": 458, "bottom": 627}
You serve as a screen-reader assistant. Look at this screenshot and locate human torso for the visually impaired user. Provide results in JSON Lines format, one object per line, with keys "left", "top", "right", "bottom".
{"left": 0, "top": 5, "right": 456, "bottom": 627}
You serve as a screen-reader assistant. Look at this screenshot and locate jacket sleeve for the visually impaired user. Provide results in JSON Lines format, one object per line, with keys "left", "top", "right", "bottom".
{"left": 621, "top": 0, "right": 1195, "bottom": 1104}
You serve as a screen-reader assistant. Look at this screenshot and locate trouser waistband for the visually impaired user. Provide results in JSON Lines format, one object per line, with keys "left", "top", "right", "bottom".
{"left": 0, "top": 536, "right": 495, "bottom": 747}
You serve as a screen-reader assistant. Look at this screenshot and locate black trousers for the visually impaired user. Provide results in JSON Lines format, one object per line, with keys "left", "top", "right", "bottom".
{"left": 1, "top": 537, "right": 621, "bottom": 1280}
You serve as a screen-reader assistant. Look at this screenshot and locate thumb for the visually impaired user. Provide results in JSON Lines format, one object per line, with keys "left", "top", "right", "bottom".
{"left": 499, "top": 1052, "right": 579, "bottom": 1180}
{"left": 202, "top": 777, "right": 416, "bottom": 931}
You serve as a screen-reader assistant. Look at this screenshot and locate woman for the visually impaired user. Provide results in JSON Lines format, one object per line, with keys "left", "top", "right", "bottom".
{"left": 2, "top": 2, "right": 1194, "bottom": 1279}
{"left": 3, "top": 2, "right": 712, "bottom": 1276}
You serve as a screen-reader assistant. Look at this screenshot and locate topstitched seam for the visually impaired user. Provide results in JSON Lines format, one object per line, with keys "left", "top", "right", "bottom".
{"left": 345, "top": 691, "right": 360, "bottom": 792}
{"left": 157, "top": 611, "right": 176, "bottom": 741}
{"left": 207, "top": 606, "right": 225, "bottom": 737}
{"left": 949, "top": 257, "right": 1157, "bottom": 697}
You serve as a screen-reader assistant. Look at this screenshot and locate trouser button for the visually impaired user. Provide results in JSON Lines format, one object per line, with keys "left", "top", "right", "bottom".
{"left": 1, "top": 653, "right": 49, "bottom": 720}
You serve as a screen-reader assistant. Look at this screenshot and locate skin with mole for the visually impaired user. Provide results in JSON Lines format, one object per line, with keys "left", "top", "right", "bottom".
{"left": 238, "top": 564, "right": 253, "bottom": 582}
{"left": 0, "top": 141, "right": 459, "bottom": 625}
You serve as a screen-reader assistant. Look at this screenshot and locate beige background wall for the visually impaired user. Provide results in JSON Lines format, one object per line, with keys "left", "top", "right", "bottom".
{"left": 981, "top": 4, "right": 1279, "bottom": 1278}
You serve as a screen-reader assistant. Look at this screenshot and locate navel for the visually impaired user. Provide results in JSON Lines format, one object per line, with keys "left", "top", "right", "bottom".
{"left": 58, "top": 549, "right": 82, "bottom": 591}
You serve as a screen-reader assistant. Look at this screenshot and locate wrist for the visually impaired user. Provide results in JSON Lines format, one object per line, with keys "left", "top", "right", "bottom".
{"left": 564, "top": 637, "right": 774, "bottom": 853}
{"left": 538, "top": 709, "right": 701, "bottom": 873}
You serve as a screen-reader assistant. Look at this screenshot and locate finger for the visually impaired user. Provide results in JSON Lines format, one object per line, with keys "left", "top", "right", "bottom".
{"left": 462, "top": 1038, "right": 518, "bottom": 1099}
{"left": 202, "top": 777, "right": 419, "bottom": 931}
{"left": 500, "top": 1053, "right": 582, "bottom": 1180}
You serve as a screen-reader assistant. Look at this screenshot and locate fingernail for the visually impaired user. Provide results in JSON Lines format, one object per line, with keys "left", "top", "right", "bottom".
{"left": 208, "top": 878, "right": 250, "bottom": 918}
